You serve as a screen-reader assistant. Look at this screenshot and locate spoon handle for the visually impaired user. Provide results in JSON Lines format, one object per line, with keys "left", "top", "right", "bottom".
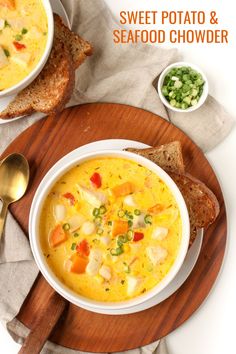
{"left": 0, "top": 200, "right": 9, "bottom": 239}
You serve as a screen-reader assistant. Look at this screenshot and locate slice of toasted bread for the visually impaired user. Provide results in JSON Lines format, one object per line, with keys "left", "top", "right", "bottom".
{"left": 125, "top": 141, "right": 185, "bottom": 174}
{"left": 31, "top": 40, "right": 75, "bottom": 114}
{"left": 125, "top": 142, "right": 220, "bottom": 247}
{"left": 169, "top": 172, "right": 220, "bottom": 246}
{"left": 0, "top": 14, "right": 92, "bottom": 119}
{"left": 54, "top": 14, "right": 93, "bottom": 69}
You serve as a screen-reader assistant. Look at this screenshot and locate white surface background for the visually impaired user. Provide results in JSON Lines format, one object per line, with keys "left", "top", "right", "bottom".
{"left": 1, "top": 0, "right": 236, "bottom": 353}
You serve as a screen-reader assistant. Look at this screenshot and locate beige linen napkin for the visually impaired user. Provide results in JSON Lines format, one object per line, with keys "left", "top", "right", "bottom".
{"left": 0, "top": 0, "right": 234, "bottom": 353}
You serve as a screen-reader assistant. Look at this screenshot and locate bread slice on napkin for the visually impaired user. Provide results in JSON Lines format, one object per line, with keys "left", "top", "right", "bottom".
{"left": 54, "top": 14, "right": 93, "bottom": 69}
{"left": 125, "top": 142, "right": 220, "bottom": 246}
{"left": 0, "top": 14, "right": 92, "bottom": 119}
{"left": 125, "top": 141, "right": 185, "bottom": 174}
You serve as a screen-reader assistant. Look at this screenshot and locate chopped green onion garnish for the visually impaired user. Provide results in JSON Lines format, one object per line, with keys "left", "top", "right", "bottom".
{"left": 134, "top": 209, "right": 141, "bottom": 216}
{"left": 117, "top": 234, "right": 128, "bottom": 246}
{"left": 144, "top": 215, "right": 152, "bottom": 225}
{"left": 21, "top": 28, "right": 28, "bottom": 35}
{"left": 3, "top": 49, "right": 10, "bottom": 57}
{"left": 99, "top": 205, "right": 107, "bottom": 215}
{"left": 15, "top": 34, "right": 23, "bottom": 41}
{"left": 94, "top": 216, "right": 102, "bottom": 225}
{"left": 93, "top": 208, "right": 100, "bottom": 217}
{"left": 128, "top": 220, "right": 133, "bottom": 228}
{"left": 110, "top": 246, "right": 124, "bottom": 256}
{"left": 118, "top": 209, "right": 125, "bottom": 218}
{"left": 71, "top": 243, "right": 76, "bottom": 250}
{"left": 125, "top": 210, "right": 133, "bottom": 219}
{"left": 108, "top": 221, "right": 112, "bottom": 226}
{"left": 73, "top": 233, "right": 79, "bottom": 237}
{"left": 63, "top": 223, "right": 70, "bottom": 231}
{"left": 127, "top": 230, "right": 133, "bottom": 240}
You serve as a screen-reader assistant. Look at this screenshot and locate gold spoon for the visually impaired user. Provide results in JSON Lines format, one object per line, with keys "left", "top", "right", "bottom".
{"left": 0, "top": 153, "right": 29, "bottom": 239}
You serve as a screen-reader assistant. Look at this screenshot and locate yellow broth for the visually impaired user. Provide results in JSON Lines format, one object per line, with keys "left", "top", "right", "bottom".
{"left": 40, "top": 158, "right": 182, "bottom": 302}
{"left": 0, "top": 0, "right": 48, "bottom": 90}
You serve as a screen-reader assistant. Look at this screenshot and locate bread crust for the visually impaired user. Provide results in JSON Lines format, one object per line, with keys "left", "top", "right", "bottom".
{"left": 125, "top": 141, "right": 185, "bottom": 174}
{"left": 54, "top": 13, "right": 93, "bottom": 69}
{"left": 170, "top": 172, "right": 220, "bottom": 246}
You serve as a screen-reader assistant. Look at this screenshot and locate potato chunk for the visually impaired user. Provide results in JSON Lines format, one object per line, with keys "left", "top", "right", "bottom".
{"left": 146, "top": 246, "right": 168, "bottom": 265}
{"left": 10, "top": 53, "right": 31, "bottom": 68}
{"left": 127, "top": 276, "right": 142, "bottom": 296}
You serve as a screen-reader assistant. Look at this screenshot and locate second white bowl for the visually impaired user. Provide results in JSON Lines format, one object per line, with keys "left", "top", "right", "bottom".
{"left": 0, "top": 0, "right": 54, "bottom": 98}
{"left": 158, "top": 61, "right": 209, "bottom": 113}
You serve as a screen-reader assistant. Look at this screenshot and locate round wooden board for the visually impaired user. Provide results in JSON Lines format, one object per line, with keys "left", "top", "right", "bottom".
{"left": 2, "top": 103, "right": 227, "bottom": 352}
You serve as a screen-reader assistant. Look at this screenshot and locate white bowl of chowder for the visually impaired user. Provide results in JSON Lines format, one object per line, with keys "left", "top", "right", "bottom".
{"left": 29, "top": 150, "right": 190, "bottom": 314}
{"left": 0, "top": 0, "right": 54, "bottom": 97}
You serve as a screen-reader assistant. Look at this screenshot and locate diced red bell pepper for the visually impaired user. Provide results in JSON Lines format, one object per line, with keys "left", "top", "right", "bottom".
{"left": 76, "top": 239, "right": 90, "bottom": 257}
{"left": 13, "top": 41, "right": 26, "bottom": 50}
{"left": 90, "top": 172, "right": 102, "bottom": 188}
{"left": 133, "top": 232, "right": 144, "bottom": 242}
{"left": 63, "top": 192, "right": 76, "bottom": 206}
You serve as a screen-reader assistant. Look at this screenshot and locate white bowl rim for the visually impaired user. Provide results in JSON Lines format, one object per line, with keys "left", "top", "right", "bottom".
{"left": 0, "top": 0, "right": 54, "bottom": 97}
{"left": 29, "top": 149, "right": 190, "bottom": 311}
{"left": 157, "top": 61, "right": 209, "bottom": 113}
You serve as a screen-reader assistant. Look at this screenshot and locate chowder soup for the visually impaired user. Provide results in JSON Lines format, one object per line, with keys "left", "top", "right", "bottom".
{"left": 0, "top": 0, "right": 48, "bottom": 90}
{"left": 40, "top": 158, "right": 182, "bottom": 302}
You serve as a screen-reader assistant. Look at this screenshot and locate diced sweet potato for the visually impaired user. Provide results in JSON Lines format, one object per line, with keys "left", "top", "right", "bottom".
{"left": 148, "top": 204, "right": 165, "bottom": 214}
{"left": 112, "top": 182, "right": 135, "bottom": 198}
{"left": 112, "top": 220, "right": 129, "bottom": 237}
{"left": 65, "top": 254, "right": 88, "bottom": 274}
{"left": 0, "top": 0, "right": 15, "bottom": 9}
{"left": 49, "top": 225, "right": 67, "bottom": 248}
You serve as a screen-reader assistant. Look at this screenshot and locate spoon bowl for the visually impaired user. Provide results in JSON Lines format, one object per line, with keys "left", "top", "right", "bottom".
{"left": 0, "top": 153, "right": 29, "bottom": 238}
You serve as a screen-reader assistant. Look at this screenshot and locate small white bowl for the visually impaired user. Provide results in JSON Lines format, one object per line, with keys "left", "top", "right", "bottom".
{"left": 29, "top": 150, "right": 190, "bottom": 314}
{"left": 0, "top": 0, "right": 54, "bottom": 98}
{"left": 158, "top": 62, "right": 209, "bottom": 113}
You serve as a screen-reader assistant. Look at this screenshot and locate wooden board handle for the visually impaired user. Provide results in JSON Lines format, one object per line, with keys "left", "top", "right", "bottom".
{"left": 18, "top": 292, "right": 67, "bottom": 354}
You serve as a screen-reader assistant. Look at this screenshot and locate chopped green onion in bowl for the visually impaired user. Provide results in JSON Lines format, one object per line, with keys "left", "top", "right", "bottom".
{"left": 158, "top": 62, "right": 208, "bottom": 112}
{"left": 161, "top": 66, "right": 204, "bottom": 110}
